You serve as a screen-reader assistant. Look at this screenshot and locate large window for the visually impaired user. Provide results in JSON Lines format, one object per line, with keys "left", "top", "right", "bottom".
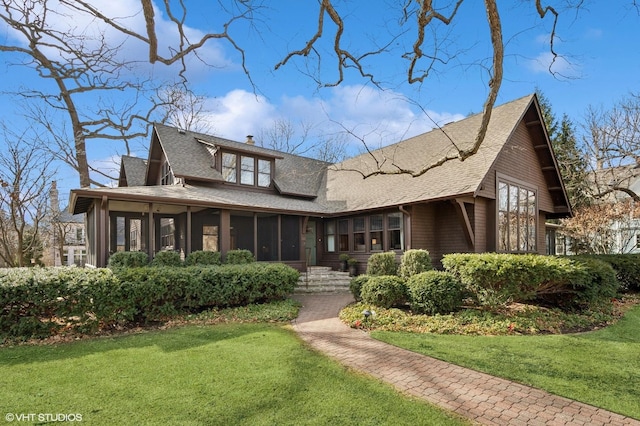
{"left": 222, "top": 153, "right": 237, "bottom": 183}
{"left": 160, "top": 218, "right": 176, "bottom": 251}
{"left": 332, "top": 213, "right": 404, "bottom": 253}
{"left": 498, "top": 180, "right": 537, "bottom": 252}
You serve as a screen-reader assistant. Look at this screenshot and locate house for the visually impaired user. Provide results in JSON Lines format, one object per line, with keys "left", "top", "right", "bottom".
{"left": 46, "top": 182, "right": 87, "bottom": 267}
{"left": 69, "top": 94, "right": 572, "bottom": 270}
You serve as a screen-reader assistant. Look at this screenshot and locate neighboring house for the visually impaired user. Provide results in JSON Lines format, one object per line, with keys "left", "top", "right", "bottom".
{"left": 46, "top": 182, "right": 87, "bottom": 267}
{"left": 70, "top": 94, "right": 572, "bottom": 269}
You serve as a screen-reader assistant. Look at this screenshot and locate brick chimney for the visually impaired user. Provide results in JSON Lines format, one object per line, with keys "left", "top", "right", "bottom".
{"left": 50, "top": 181, "right": 59, "bottom": 214}
{"left": 246, "top": 135, "right": 255, "bottom": 145}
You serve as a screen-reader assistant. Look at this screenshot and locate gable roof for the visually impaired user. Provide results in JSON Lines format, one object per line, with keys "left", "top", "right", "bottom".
{"left": 118, "top": 155, "right": 147, "bottom": 187}
{"left": 321, "top": 94, "right": 555, "bottom": 213}
{"left": 148, "top": 123, "right": 328, "bottom": 197}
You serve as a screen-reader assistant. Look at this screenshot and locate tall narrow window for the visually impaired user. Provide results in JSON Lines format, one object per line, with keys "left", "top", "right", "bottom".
{"left": 388, "top": 212, "right": 403, "bottom": 250}
{"left": 222, "top": 153, "right": 237, "bottom": 183}
{"left": 241, "top": 156, "right": 255, "bottom": 185}
{"left": 338, "top": 220, "right": 349, "bottom": 251}
{"left": 258, "top": 159, "right": 271, "bottom": 187}
{"left": 497, "top": 180, "right": 537, "bottom": 253}
{"left": 325, "top": 221, "right": 336, "bottom": 252}
{"left": 161, "top": 160, "right": 174, "bottom": 185}
{"left": 370, "top": 214, "right": 384, "bottom": 251}
{"left": 353, "top": 217, "right": 366, "bottom": 252}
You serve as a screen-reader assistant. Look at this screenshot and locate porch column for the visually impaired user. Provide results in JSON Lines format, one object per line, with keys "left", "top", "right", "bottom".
{"left": 148, "top": 203, "right": 155, "bottom": 260}
{"left": 186, "top": 206, "right": 192, "bottom": 255}
{"left": 98, "top": 196, "right": 109, "bottom": 267}
{"left": 220, "top": 209, "right": 231, "bottom": 254}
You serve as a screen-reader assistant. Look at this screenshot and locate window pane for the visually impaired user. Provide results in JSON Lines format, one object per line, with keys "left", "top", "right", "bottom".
{"left": 354, "top": 232, "right": 366, "bottom": 252}
{"left": 509, "top": 185, "right": 519, "bottom": 251}
{"left": 222, "top": 153, "right": 237, "bottom": 183}
{"left": 353, "top": 217, "right": 365, "bottom": 232}
{"left": 338, "top": 219, "right": 349, "bottom": 251}
{"left": 258, "top": 159, "right": 271, "bottom": 187}
{"left": 370, "top": 231, "right": 383, "bottom": 251}
{"left": 241, "top": 156, "right": 255, "bottom": 185}
{"left": 370, "top": 214, "right": 383, "bottom": 231}
{"left": 388, "top": 212, "right": 403, "bottom": 250}
{"left": 325, "top": 221, "right": 336, "bottom": 252}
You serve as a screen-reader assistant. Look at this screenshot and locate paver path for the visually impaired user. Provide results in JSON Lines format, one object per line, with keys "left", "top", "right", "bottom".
{"left": 292, "top": 293, "right": 640, "bottom": 426}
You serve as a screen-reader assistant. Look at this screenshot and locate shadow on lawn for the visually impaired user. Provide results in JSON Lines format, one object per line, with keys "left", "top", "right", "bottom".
{"left": 0, "top": 323, "right": 282, "bottom": 366}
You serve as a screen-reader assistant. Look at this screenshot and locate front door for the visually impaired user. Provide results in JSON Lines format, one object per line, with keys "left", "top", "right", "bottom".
{"left": 305, "top": 220, "right": 317, "bottom": 266}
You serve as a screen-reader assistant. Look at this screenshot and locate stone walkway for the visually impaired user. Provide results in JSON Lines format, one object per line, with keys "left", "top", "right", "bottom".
{"left": 291, "top": 293, "right": 639, "bottom": 426}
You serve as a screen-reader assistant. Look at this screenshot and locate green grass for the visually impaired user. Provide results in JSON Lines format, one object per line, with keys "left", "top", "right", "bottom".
{"left": 373, "top": 304, "right": 640, "bottom": 419}
{"left": 0, "top": 323, "right": 466, "bottom": 425}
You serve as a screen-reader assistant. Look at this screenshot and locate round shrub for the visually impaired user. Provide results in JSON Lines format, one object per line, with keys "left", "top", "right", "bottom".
{"left": 184, "top": 250, "right": 222, "bottom": 266}
{"left": 349, "top": 274, "right": 371, "bottom": 301}
{"left": 360, "top": 275, "right": 406, "bottom": 308}
{"left": 108, "top": 251, "right": 149, "bottom": 269}
{"left": 225, "top": 249, "right": 255, "bottom": 264}
{"left": 150, "top": 250, "right": 183, "bottom": 267}
{"left": 398, "top": 249, "right": 433, "bottom": 279}
{"left": 407, "top": 271, "right": 463, "bottom": 315}
{"left": 366, "top": 251, "right": 398, "bottom": 276}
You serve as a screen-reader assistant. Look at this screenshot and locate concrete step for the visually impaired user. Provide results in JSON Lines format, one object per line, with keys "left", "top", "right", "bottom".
{"left": 295, "top": 267, "right": 353, "bottom": 294}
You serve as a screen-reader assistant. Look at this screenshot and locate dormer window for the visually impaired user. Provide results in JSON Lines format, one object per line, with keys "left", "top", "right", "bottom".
{"left": 220, "top": 151, "right": 272, "bottom": 188}
{"left": 222, "top": 152, "right": 237, "bottom": 183}
{"left": 258, "top": 159, "right": 271, "bottom": 187}
{"left": 240, "top": 156, "right": 255, "bottom": 185}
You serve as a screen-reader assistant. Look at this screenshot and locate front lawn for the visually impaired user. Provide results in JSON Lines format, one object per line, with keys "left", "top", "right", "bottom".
{"left": 373, "top": 303, "right": 640, "bottom": 420}
{"left": 0, "top": 313, "right": 465, "bottom": 425}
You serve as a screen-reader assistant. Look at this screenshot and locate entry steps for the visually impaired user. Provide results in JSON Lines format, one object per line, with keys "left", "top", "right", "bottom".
{"left": 295, "top": 266, "right": 352, "bottom": 293}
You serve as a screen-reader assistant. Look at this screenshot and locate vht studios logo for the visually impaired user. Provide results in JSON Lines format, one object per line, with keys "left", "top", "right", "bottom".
{"left": 5, "top": 413, "right": 83, "bottom": 422}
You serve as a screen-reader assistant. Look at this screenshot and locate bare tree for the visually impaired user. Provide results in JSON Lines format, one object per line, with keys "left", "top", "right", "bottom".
{"left": 258, "top": 118, "right": 349, "bottom": 163}
{"left": 582, "top": 93, "right": 640, "bottom": 201}
{"left": 0, "top": 127, "right": 53, "bottom": 267}
{"left": 158, "top": 85, "right": 215, "bottom": 134}
{"left": 560, "top": 200, "right": 640, "bottom": 254}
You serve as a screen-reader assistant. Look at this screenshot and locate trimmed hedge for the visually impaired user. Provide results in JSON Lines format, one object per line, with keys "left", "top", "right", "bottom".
{"left": 0, "top": 263, "right": 299, "bottom": 340}
{"left": 108, "top": 251, "right": 149, "bottom": 268}
{"left": 442, "top": 253, "right": 619, "bottom": 309}
{"left": 349, "top": 274, "right": 371, "bottom": 301}
{"left": 184, "top": 250, "right": 222, "bottom": 266}
{"left": 151, "top": 250, "right": 183, "bottom": 267}
{"left": 407, "top": 271, "right": 463, "bottom": 315}
{"left": 360, "top": 275, "right": 406, "bottom": 308}
{"left": 366, "top": 251, "right": 398, "bottom": 276}
{"left": 575, "top": 254, "right": 640, "bottom": 292}
{"left": 398, "top": 249, "right": 433, "bottom": 279}
{"left": 225, "top": 249, "right": 255, "bottom": 264}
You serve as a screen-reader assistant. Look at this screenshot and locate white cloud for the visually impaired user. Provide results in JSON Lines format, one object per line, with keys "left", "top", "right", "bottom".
{"left": 199, "top": 85, "right": 464, "bottom": 150}
{"left": 526, "top": 51, "right": 578, "bottom": 77}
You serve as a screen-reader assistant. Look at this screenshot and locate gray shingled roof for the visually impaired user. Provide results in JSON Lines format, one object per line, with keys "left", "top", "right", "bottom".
{"left": 120, "top": 155, "right": 147, "bottom": 187}
{"left": 152, "top": 123, "right": 328, "bottom": 197}
{"left": 74, "top": 94, "right": 565, "bottom": 217}
{"left": 320, "top": 95, "right": 534, "bottom": 213}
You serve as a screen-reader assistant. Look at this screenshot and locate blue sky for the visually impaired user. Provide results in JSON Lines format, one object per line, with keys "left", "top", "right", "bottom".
{"left": 0, "top": 1, "right": 639, "bottom": 200}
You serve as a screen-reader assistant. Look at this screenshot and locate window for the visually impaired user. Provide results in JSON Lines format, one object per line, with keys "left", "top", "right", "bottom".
{"left": 161, "top": 160, "right": 174, "bottom": 185}
{"left": 222, "top": 153, "right": 237, "bottom": 183}
{"left": 498, "top": 180, "right": 537, "bottom": 252}
{"left": 325, "top": 221, "right": 336, "bottom": 252}
{"left": 76, "top": 227, "right": 84, "bottom": 244}
{"left": 241, "top": 156, "right": 255, "bottom": 185}
{"left": 388, "top": 212, "right": 403, "bottom": 250}
{"left": 370, "top": 215, "right": 384, "bottom": 251}
{"left": 73, "top": 249, "right": 86, "bottom": 266}
{"left": 353, "top": 218, "right": 366, "bottom": 252}
{"left": 338, "top": 220, "right": 349, "bottom": 251}
{"left": 130, "top": 218, "right": 145, "bottom": 252}
{"left": 258, "top": 159, "right": 271, "bottom": 187}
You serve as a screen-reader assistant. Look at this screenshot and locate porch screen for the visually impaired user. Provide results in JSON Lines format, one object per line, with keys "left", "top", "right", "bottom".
{"left": 281, "top": 216, "right": 300, "bottom": 261}
{"left": 230, "top": 214, "right": 254, "bottom": 253}
{"left": 257, "top": 214, "right": 278, "bottom": 261}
